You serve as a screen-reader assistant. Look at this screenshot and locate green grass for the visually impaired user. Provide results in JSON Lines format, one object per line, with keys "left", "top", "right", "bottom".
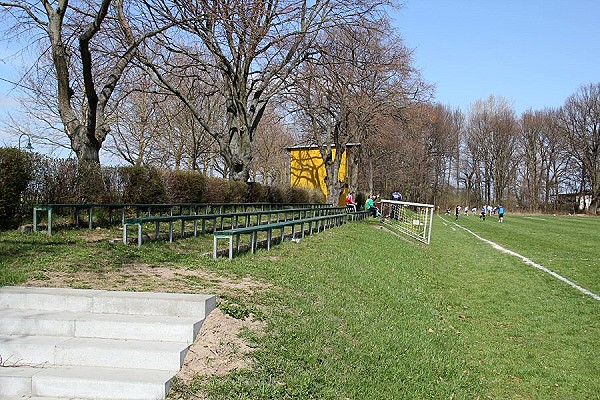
{"left": 448, "top": 213, "right": 600, "bottom": 295}
{"left": 1, "top": 215, "right": 599, "bottom": 399}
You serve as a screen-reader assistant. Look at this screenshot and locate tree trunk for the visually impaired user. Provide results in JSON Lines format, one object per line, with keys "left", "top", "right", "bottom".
{"left": 324, "top": 160, "right": 344, "bottom": 206}
{"left": 347, "top": 147, "right": 360, "bottom": 193}
{"left": 218, "top": 117, "right": 253, "bottom": 182}
{"left": 589, "top": 172, "right": 599, "bottom": 214}
{"left": 225, "top": 126, "right": 253, "bottom": 182}
{"left": 72, "top": 133, "right": 101, "bottom": 164}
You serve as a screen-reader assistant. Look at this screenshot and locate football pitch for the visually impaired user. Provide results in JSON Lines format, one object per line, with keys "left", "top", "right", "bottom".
{"left": 430, "top": 213, "right": 599, "bottom": 398}
{"left": 441, "top": 212, "right": 600, "bottom": 297}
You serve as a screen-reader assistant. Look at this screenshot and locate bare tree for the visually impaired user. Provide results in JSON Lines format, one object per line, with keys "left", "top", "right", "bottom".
{"left": 251, "top": 105, "right": 295, "bottom": 186}
{"left": 139, "top": 0, "right": 391, "bottom": 182}
{"left": 558, "top": 83, "right": 600, "bottom": 213}
{"left": 427, "top": 104, "right": 463, "bottom": 204}
{"left": 367, "top": 104, "right": 458, "bottom": 205}
{"left": 0, "top": 0, "right": 164, "bottom": 163}
{"left": 466, "top": 96, "right": 518, "bottom": 204}
{"left": 287, "top": 18, "right": 427, "bottom": 204}
{"left": 517, "top": 109, "right": 572, "bottom": 211}
{"left": 107, "top": 74, "right": 168, "bottom": 166}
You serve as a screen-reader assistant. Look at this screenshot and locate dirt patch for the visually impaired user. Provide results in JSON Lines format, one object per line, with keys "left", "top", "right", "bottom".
{"left": 25, "top": 264, "right": 269, "bottom": 296}
{"left": 176, "top": 308, "right": 264, "bottom": 380}
{"left": 82, "top": 228, "right": 120, "bottom": 242}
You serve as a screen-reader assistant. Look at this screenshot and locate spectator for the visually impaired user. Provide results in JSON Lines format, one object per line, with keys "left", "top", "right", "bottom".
{"left": 390, "top": 191, "right": 402, "bottom": 219}
{"left": 345, "top": 191, "right": 357, "bottom": 212}
{"left": 366, "top": 194, "right": 380, "bottom": 217}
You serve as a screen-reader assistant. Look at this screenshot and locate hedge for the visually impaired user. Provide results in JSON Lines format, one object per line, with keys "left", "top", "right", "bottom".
{"left": 4, "top": 152, "right": 320, "bottom": 229}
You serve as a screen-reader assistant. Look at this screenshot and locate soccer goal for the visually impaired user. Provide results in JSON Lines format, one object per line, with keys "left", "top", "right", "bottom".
{"left": 378, "top": 200, "right": 434, "bottom": 245}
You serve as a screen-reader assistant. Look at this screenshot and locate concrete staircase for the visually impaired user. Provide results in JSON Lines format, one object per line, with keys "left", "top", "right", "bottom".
{"left": 0, "top": 286, "right": 216, "bottom": 400}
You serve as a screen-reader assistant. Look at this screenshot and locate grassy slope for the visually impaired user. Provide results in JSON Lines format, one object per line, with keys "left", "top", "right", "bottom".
{"left": 197, "top": 217, "right": 599, "bottom": 399}
{"left": 1, "top": 215, "right": 599, "bottom": 399}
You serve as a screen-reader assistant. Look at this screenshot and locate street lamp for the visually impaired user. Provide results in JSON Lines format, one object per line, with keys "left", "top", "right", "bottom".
{"left": 18, "top": 133, "right": 34, "bottom": 151}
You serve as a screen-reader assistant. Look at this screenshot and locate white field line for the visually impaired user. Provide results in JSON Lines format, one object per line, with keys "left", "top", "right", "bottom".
{"left": 450, "top": 220, "right": 600, "bottom": 302}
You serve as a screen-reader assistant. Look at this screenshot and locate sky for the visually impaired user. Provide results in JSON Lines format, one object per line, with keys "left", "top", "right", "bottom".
{"left": 391, "top": 0, "right": 600, "bottom": 115}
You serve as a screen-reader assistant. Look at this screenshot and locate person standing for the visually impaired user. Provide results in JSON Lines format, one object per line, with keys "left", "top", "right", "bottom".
{"left": 390, "top": 191, "right": 402, "bottom": 219}
{"left": 345, "top": 191, "right": 357, "bottom": 212}
{"left": 498, "top": 204, "right": 505, "bottom": 223}
{"left": 455, "top": 205, "right": 461, "bottom": 221}
{"left": 480, "top": 205, "right": 486, "bottom": 221}
{"left": 391, "top": 190, "right": 402, "bottom": 202}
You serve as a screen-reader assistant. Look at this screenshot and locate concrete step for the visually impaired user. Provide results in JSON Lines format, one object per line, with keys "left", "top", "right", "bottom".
{"left": 0, "top": 366, "right": 35, "bottom": 397}
{"left": 0, "top": 335, "right": 189, "bottom": 372}
{"left": 0, "top": 309, "right": 204, "bottom": 343}
{"left": 0, "top": 286, "right": 216, "bottom": 399}
{"left": 0, "top": 286, "right": 216, "bottom": 318}
{"left": 0, "top": 397, "right": 69, "bottom": 400}
{"left": 0, "top": 365, "right": 172, "bottom": 399}
{"left": 0, "top": 397, "right": 72, "bottom": 400}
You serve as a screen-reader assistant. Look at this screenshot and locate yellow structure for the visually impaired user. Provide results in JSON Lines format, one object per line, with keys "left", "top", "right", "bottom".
{"left": 286, "top": 144, "right": 359, "bottom": 206}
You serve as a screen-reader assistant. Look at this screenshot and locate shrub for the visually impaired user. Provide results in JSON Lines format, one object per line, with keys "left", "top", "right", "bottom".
{"left": 76, "top": 161, "right": 115, "bottom": 203}
{"left": 204, "top": 177, "right": 229, "bottom": 203}
{"left": 15, "top": 151, "right": 322, "bottom": 211}
{"left": 28, "top": 157, "right": 80, "bottom": 204}
{"left": 120, "top": 166, "right": 165, "bottom": 204}
{"left": 164, "top": 170, "right": 206, "bottom": 203}
{"left": 0, "top": 148, "right": 33, "bottom": 229}
{"left": 226, "top": 180, "right": 247, "bottom": 202}
{"left": 266, "top": 185, "right": 284, "bottom": 203}
{"left": 293, "top": 186, "right": 310, "bottom": 203}
{"left": 246, "top": 182, "right": 268, "bottom": 203}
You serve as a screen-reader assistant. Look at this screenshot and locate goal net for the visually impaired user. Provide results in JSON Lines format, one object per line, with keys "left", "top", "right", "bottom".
{"left": 378, "top": 200, "right": 434, "bottom": 245}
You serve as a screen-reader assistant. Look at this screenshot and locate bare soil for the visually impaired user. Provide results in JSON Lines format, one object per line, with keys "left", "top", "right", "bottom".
{"left": 175, "top": 307, "right": 264, "bottom": 380}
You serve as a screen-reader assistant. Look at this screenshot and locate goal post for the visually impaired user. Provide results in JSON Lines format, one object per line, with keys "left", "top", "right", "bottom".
{"left": 378, "top": 200, "right": 434, "bottom": 245}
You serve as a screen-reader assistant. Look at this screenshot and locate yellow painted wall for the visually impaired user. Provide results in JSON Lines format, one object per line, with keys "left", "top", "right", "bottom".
{"left": 288, "top": 146, "right": 348, "bottom": 205}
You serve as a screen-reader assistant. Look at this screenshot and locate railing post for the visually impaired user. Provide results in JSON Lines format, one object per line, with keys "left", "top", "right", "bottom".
{"left": 137, "top": 223, "right": 142, "bottom": 247}
{"left": 48, "top": 208, "right": 53, "bottom": 236}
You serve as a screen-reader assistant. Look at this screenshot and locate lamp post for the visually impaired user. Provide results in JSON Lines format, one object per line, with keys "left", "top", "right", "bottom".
{"left": 18, "top": 133, "right": 34, "bottom": 151}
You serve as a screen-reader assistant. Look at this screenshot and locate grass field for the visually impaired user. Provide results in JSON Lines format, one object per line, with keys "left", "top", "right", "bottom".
{"left": 0, "top": 213, "right": 598, "bottom": 399}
